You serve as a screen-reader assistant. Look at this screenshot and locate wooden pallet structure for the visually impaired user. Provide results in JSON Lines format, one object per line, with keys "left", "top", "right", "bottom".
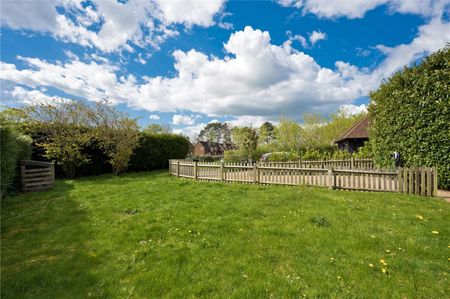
{"left": 21, "top": 160, "right": 55, "bottom": 192}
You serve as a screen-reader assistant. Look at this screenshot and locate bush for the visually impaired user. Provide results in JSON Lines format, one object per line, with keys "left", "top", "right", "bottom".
{"left": 369, "top": 47, "right": 450, "bottom": 189}
{"left": 129, "top": 133, "right": 190, "bottom": 171}
{"left": 1, "top": 124, "right": 32, "bottom": 197}
{"left": 187, "top": 155, "right": 222, "bottom": 162}
{"left": 223, "top": 150, "right": 242, "bottom": 163}
{"left": 267, "top": 152, "right": 300, "bottom": 162}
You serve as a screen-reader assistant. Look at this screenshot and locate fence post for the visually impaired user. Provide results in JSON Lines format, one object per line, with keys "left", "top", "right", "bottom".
{"left": 194, "top": 161, "right": 198, "bottom": 180}
{"left": 397, "top": 167, "right": 403, "bottom": 193}
{"left": 328, "top": 167, "right": 335, "bottom": 190}
{"left": 253, "top": 163, "right": 259, "bottom": 183}
{"left": 432, "top": 167, "right": 438, "bottom": 197}
{"left": 177, "top": 161, "right": 180, "bottom": 177}
{"left": 220, "top": 161, "right": 224, "bottom": 182}
{"left": 350, "top": 157, "right": 354, "bottom": 170}
{"left": 20, "top": 164, "right": 26, "bottom": 191}
{"left": 51, "top": 162, "right": 55, "bottom": 184}
{"left": 426, "top": 168, "right": 432, "bottom": 197}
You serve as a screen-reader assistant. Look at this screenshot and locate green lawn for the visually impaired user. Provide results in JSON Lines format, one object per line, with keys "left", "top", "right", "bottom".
{"left": 1, "top": 171, "right": 449, "bottom": 298}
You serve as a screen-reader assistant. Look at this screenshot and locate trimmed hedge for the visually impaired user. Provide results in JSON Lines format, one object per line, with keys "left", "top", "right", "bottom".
{"left": 369, "top": 47, "right": 450, "bottom": 189}
{"left": 128, "top": 133, "right": 190, "bottom": 171}
{"left": 29, "top": 132, "right": 189, "bottom": 177}
{"left": 1, "top": 125, "right": 32, "bottom": 197}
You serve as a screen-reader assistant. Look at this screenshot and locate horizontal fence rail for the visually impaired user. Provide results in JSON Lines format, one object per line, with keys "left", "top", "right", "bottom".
{"left": 259, "top": 158, "right": 374, "bottom": 170}
{"left": 169, "top": 160, "right": 438, "bottom": 197}
{"left": 20, "top": 160, "right": 55, "bottom": 192}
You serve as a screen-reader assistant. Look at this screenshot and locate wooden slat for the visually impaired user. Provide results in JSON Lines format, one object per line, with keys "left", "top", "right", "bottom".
{"left": 24, "top": 167, "right": 53, "bottom": 174}
{"left": 21, "top": 160, "right": 54, "bottom": 167}
{"left": 427, "top": 168, "right": 432, "bottom": 197}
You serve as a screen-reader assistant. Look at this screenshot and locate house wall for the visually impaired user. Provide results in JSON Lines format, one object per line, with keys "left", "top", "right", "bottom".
{"left": 193, "top": 143, "right": 206, "bottom": 155}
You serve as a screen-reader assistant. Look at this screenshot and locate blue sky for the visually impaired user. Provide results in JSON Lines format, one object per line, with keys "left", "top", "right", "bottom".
{"left": 1, "top": 0, "right": 449, "bottom": 140}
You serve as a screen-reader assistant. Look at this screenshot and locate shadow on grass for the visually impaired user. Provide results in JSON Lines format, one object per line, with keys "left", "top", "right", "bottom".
{"left": 1, "top": 180, "right": 112, "bottom": 298}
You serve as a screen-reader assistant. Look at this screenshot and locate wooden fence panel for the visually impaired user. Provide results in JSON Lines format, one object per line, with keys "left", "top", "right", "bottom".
{"left": 168, "top": 160, "right": 437, "bottom": 197}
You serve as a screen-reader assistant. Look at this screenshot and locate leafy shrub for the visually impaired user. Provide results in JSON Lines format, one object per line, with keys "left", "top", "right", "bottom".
{"left": 267, "top": 152, "right": 300, "bottom": 162}
{"left": 301, "top": 150, "right": 325, "bottom": 161}
{"left": 1, "top": 124, "right": 32, "bottom": 197}
{"left": 353, "top": 142, "right": 373, "bottom": 159}
{"left": 223, "top": 150, "right": 242, "bottom": 163}
{"left": 187, "top": 155, "right": 222, "bottom": 162}
{"left": 369, "top": 47, "right": 450, "bottom": 189}
{"left": 129, "top": 133, "right": 190, "bottom": 171}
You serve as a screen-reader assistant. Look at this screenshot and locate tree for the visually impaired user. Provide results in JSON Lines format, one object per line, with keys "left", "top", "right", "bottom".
{"left": 92, "top": 101, "right": 140, "bottom": 175}
{"left": 198, "top": 122, "right": 231, "bottom": 155}
{"left": 275, "top": 118, "right": 303, "bottom": 152}
{"left": 8, "top": 101, "right": 94, "bottom": 178}
{"left": 369, "top": 46, "right": 450, "bottom": 188}
{"left": 142, "top": 124, "right": 171, "bottom": 135}
{"left": 232, "top": 126, "right": 258, "bottom": 162}
{"left": 301, "top": 111, "right": 365, "bottom": 151}
{"left": 198, "top": 122, "right": 231, "bottom": 144}
{"left": 258, "top": 122, "right": 275, "bottom": 145}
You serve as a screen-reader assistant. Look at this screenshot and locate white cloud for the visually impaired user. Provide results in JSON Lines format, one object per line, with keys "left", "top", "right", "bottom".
{"left": 2, "top": 20, "right": 449, "bottom": 121}
{"left": 0, "top": 0, "right": 59, "bottom": 31}
{"left": 338, "top": 104, "right": 368, "bottom": 116}
{"left": 287, "top": 31, "right": 308, "bottom": 48}
{"left": 1, "top": 0, "right": 227, "bottom": 53}
{"left": 309, "top": 30, "right": 326, "bottom": 45}
{"left": 9, "top": 86, "right": 72, "bottom": 105}
{"left": 278, "top": 0, "right": 448, "bottom": 19}
{"left": 172, "top": 114, "right": 198, "bottom": 125}
{"left": 227, "top": 115, "right": 269, "bottom": 128}
{"left": 149, "top": 114, "right": 160, "bottom": 120}
{"left": 155, "top": 0, "right": 225, "bottom": 27}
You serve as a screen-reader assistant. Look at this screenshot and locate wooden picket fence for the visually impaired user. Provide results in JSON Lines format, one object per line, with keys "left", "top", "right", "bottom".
{"left": 169, "top": 159, "right": 438, "bottom": 197}
{"left": 262, "top": 158, "right": 374, "bottom": 170}
{"left": 21, "top": 160, "right": 55, "bottom": 192}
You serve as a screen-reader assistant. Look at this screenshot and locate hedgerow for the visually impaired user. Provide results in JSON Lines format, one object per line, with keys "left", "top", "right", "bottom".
{"left": 369, "top": 46, "right": 450, "bottom": 189}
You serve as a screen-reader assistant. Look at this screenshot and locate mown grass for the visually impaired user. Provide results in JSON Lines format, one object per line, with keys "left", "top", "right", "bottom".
{"left": 1, "top": 171, "right": 449, "bottom": 298}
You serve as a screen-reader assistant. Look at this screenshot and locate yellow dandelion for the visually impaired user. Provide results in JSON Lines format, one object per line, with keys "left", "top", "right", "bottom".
{"left": 386, "top": 250, "right": 391, "bottom": 253}
{"left": 370, "top": 235, "right": 376, "bottom": 238}
{"left": 337, "top": 276, "right": 341, "bottom": 279}
{"left": 416, "top": 215, "right": 424, "bottom": 220}
{"left": 369, "top": 263, "right": 374, "bottom": 268}
{"left": 330, "top": 257, "right": 335, "bottom": 262}
{"left": 381, "top": 268, "right": 387, "bottom": 274}
{"left": 380, "top": 259, "right": 386, "bottom": 264}
{"left": 432, "top": 231, "right": 439, "bottom": 235}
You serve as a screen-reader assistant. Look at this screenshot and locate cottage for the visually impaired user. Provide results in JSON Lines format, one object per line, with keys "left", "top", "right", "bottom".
{"left": 335, "top": 115, "right": 369, "bottom": 153}
{"left": 193, "top": 141, "right": 233, "bottom": 156}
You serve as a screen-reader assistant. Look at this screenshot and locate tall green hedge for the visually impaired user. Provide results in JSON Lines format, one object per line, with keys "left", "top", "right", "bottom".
{"left": 369, "top": 47, "right": 450, "bottom": 189}
{"left": 28, "top": 131, "right": 189, "bottom": 177}
{"left": 1, "top": 125, "right": 32, "bottom": 197}
{"left": 129, "top": 133, "right": 190, "bottom": 171}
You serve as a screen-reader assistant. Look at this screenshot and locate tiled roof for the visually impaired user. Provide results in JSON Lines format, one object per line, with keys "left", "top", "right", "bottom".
{"left": 335, "top": 115, "right": 369, "bottom": 143}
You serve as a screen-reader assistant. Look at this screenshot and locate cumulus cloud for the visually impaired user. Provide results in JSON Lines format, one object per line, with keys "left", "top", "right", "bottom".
{"left": 309, "top": 30, "right": 326, "bottom": 45}
{"left": 9, "top": 86, "right": 72, "bottom": 105}
{"left": 172, "top": 114, "right": 199, "bottom": 125}
{"left": 338, "top": 104, "right": 368, "bottom": 116}
{"left": 1, "top": 0, "right": 226, "bottom": 52}
{"left": 278, "top": 0, "right": 448, "bottom": 19}
{"left": 149, "top": 114, "right": 160, "bottom": 120}
{"left": 2, "top": 20, "right": 449, "bottom": 121}
{"left": 172, "top": 123, "right": 206, "bottom": 141}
